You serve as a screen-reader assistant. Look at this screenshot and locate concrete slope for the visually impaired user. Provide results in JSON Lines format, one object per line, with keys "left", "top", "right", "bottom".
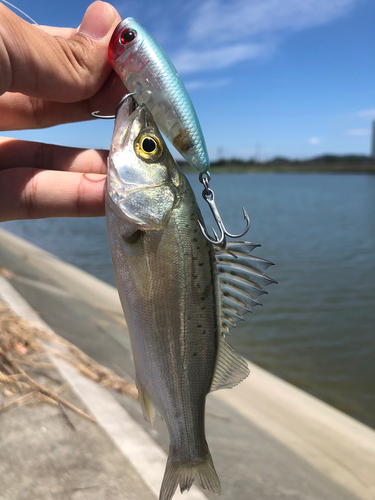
{"left": 1, "top": 227, "right": 374, "bottom": 500}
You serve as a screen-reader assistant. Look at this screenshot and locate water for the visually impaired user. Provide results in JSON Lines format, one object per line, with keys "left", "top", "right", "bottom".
{"left": 2, "top": 173, "right": 375, "bottom": 428}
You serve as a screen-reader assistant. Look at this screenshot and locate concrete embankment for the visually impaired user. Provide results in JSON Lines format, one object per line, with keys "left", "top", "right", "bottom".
{"left": 0, "top": 227, "right": 374, "bottom": 500}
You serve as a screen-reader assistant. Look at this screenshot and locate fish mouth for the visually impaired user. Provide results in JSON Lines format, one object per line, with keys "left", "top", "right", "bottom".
{"left": 111, "top": 94, "right": 141, "bottom": 149}
{"left": 114, "top": 95, "right": 156, "bottom": 149}
{"left": 116, "top": 96, "right": 153, "bottom": 126}
{"left": 116, "top": 93, "right": 139, "bottom": 120}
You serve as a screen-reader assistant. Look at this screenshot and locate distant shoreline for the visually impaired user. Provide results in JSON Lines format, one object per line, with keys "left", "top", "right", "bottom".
{"left": 178, "top": 156, "right": 375, "bottom": 174}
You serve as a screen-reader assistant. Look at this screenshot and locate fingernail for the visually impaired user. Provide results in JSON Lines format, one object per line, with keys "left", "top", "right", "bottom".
{"left": 79, "top": 1, "right": 116, "bottom": 40}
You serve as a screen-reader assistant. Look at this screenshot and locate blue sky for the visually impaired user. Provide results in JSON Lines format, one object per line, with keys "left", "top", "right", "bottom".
{"left": 1, "top": 0, "right": 374, "bottom": 161}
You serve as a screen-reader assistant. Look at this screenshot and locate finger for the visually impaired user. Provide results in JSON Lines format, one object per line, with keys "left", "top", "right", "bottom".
{"left": 0, "top": 1, "right": 121, "bottom": 102}
{"left": 0, "top": 72, "right": 124, "bottom": 130}
{"left": 0, "top": 168, "right": 106, "bottom": 221}
{"left": 0, "top": 137, "right": 108, "bottom": 173}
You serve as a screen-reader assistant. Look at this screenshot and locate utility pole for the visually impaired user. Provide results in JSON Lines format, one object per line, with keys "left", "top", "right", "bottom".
{"left": 372, "top": 121, "right": 375, "bottom": 160}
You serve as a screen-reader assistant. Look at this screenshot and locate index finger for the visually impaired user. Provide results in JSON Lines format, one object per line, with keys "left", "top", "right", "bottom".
{"left": 0, "top": 137, "right": 108, "bottom": 174}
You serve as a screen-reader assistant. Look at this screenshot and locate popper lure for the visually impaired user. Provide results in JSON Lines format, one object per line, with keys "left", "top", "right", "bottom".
{"left": 108, "top": 17, "right": 210, "bottom": 173}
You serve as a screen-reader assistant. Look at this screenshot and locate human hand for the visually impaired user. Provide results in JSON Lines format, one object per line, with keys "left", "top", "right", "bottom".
{"left": 0, "top": 1, "right": 124, "bottom": 221}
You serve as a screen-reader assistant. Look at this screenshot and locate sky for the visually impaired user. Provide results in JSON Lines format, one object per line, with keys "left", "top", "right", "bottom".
{"left": 1, "top": 0, "right": 374, "bottom": 161}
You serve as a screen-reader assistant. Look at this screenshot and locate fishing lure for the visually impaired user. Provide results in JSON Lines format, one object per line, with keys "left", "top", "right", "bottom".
{"left": 108, "top": 17, "right": 210, "bottom": 173}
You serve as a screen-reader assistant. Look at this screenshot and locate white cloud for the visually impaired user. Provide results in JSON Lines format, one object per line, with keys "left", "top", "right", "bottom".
{"left": 357, "top": 109, "right": 375, "bottom": 120}
{"left": 174, "top": 44, "right": 270, "bottom": 74}
{"left": 184, "top": 78, "right": 232, "bottom": 91}
{"left": 309, "top": 137, "right": 323, "bottom": 145}
{"left": 189, "top": 0, "right": 356, "bottom": 42}
{"left": 346, "top": 128, "right": 371, "bottom": 136}
{"left": 174, "top": 0, "right": 358, "bottom": 73}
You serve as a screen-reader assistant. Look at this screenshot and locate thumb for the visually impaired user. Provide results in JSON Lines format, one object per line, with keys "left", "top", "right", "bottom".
{"left": 0, "top": 1, "right": 121, "bottom": 102}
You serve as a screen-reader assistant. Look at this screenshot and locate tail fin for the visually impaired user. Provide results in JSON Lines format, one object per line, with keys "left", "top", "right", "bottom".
{"left": 160, "top": 449, "right": 221, "bottom": 500}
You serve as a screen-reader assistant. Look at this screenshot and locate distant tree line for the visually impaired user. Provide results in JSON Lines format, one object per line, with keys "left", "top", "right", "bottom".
{"left": 177, "top": 154, "right": 375, "bottom": 173}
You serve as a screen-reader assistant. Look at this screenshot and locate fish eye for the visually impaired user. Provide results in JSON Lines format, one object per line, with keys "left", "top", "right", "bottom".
{"left": 135, "top": 134, "right": 163, "bottom": 161}
{"left": 142, "top": 137, "right": 157, "bottom": 153}
{"left": 120, "top": 29, "right": 137, "bottom": 45}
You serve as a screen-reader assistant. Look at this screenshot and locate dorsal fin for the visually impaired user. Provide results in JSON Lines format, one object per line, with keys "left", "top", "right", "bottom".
{"left": 216, "top": 242, "right": 276, "bottom": 336}
{"left": 210, "top": 241, "right": 276, "bottom": 392}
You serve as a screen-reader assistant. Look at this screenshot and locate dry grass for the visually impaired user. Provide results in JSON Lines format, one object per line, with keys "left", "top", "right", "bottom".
{"left": 0, "top": 302, "right": 46, "bottom": 355}
{"left": 0, "top": 301, "right": 138, "bottom": 419}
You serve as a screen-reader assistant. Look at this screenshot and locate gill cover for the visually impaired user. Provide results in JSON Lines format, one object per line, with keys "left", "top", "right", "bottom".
{"left": 107, "top": 100, "right": 181, "bottom": 230}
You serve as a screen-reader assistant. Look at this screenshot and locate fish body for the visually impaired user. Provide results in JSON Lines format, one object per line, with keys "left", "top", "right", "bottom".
{"left": 106, "top": 98, "right": 275, "bottom": 499}
{"left": 108, "top": 17, "right": 210, "bottom": 173}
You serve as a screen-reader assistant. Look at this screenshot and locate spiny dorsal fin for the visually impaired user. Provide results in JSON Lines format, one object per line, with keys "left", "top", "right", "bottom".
{"left": 215, "top": 241, "right": 276, "bottom": 334}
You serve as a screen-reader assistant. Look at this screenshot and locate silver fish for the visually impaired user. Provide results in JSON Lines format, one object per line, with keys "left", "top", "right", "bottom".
{"left": 106, "top": 97, "right": 275, "bottom": 500}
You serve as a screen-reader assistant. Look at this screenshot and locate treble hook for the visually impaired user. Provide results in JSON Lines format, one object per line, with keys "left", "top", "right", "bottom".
{"left": 91, "top": 92, "right": 136, "bottom": 119}
{"left": 198, "top": 172, "right": 250, "bottom": 248}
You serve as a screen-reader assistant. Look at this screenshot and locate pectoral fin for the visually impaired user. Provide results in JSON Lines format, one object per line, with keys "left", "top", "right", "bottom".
{"left": 136, "top": 380, "right": 156, "bottom": 425}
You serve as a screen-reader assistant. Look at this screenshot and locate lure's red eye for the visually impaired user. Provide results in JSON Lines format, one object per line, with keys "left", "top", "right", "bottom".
{"left": 120, "top": 29, "right": 136, "bottom": 45}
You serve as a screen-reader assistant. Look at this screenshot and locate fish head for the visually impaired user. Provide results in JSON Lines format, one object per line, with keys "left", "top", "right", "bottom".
{"left": 109, "top": 17, "right": 144, "bottom": 68}
{"left": 107, "top": 99, "right": 184, "bottom": 230}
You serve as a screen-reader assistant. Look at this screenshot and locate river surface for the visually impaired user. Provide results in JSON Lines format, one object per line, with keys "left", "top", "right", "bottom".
{"left": 2, "top": 173, "right": 375, "bottom": 428}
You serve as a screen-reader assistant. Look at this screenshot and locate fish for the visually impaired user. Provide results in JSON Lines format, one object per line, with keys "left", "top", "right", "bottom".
{"left": 108, "top": 17, "right": 210, "bottom": 173}
{"left": 105, "top": 96, "right": 276, "bottom": 500}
